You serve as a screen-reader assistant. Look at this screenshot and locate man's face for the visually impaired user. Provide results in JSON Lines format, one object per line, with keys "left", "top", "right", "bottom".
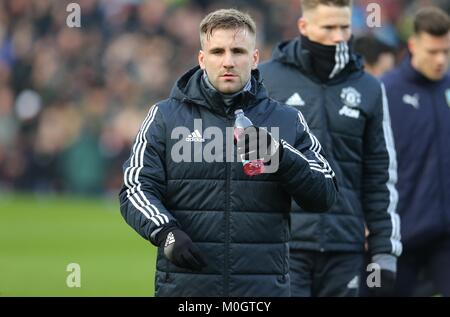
{"left": 198, "top": 28, "right": 259, "bottom": 94}
{"left": 409, "top": 31, "right": 450, "bottom": 81}
{"left": 298, "top": 4, "right": 352, "bottom": 45}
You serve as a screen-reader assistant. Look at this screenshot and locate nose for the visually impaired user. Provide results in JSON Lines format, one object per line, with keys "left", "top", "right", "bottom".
{"left": 332, "top": 29, "right": 346, "bottom": 44}
{"left": 223, "top": 51, "right": 235, "bottom": 68}
{"left": 435, "top": 52, "right": 447, "bottom": 66}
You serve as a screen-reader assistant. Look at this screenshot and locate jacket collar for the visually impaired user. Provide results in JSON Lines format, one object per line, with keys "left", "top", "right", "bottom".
{"left": 400, "top": 55, "right": 449, "bottom": 86}
{"left": 170, "top": 66, "right": 268, "bottom": 117}
{"left": 271, "top": 37, "right": 364, "bottom": 84}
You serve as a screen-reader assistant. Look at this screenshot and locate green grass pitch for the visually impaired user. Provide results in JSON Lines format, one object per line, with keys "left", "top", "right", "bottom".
{"left": 0, "top": 195, "right": 156, "bottom": 296}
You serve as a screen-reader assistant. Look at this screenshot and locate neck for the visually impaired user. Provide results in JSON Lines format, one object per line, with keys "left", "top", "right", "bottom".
{"left": 199, "top": 71, "right": 254, "bottom": 113}
{"left": 202, "top": 71, "right": 252, "bottom": 107}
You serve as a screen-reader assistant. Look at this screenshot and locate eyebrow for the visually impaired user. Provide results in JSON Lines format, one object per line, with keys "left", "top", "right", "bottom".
{"left": 208, "top": 46, "right": 249, "bottom": 53}
{"left": 321, "top": 24, "right": 350, "bottom": 28}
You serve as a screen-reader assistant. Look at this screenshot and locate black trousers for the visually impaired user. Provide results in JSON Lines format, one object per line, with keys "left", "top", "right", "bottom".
{"left": 290, "top": 249, "right": 365, "bottom": 297}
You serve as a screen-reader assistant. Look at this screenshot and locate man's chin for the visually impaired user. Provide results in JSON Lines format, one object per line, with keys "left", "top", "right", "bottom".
{"left": 429, "top": 71, "right": 445, "bottom": 81}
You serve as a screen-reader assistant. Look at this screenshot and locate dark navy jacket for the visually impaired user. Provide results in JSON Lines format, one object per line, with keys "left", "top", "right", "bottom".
{"left": 382, "top": 58, "right": 450, "bottom": 250}
{"left": 119, "top": 66, "right": 337, "bottom": 297}
{"left": 260, "top": 38, "right": 402, "bottom": 256}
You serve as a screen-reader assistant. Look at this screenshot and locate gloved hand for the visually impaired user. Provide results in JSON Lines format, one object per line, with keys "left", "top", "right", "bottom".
{"left": 236, "top": 126, "right": 281, "bottom": 163}
{"left": 156, "top": 227, "right": 206, "bottom": 271}
{"left": 372, "top": 269, "right": 396, "bottom": 297}
{"left": 370, "top": 254, "right": 397, "bottom": 297}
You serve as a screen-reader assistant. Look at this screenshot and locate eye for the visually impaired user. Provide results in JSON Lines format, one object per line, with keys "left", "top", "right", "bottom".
{"left": 210, "top": 49, "right": 224, "bottom": 55}
{"left": 232, "top": 48, "right": 246, "bottom": 54}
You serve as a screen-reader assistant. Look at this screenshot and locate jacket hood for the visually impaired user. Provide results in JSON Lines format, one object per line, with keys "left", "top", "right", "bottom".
{"left": 271, "top": 37, "right": 364, "bottom": 84}
{"left": 170, "top": 65, "right": 268, "bottom": 117}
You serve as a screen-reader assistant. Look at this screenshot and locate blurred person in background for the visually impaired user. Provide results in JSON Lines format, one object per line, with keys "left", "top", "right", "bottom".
{"left": 260, "top": 0, "right": 402, "bottom": 297}
{"left": 381, "top": 6, "right": 450, "bottom": 297}
{"left": 354, "top": 34, "right": 396, "bottom": 78}
{"left": 119, "top": 8, "right": 337, "bottom": 296}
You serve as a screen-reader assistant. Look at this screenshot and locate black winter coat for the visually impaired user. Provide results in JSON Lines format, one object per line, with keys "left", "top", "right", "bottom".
{"left": 119, "top": 66, "right": 337, "bottom": 296}
{"left": 260, "top": 38, "right": 402, "bottom": 257}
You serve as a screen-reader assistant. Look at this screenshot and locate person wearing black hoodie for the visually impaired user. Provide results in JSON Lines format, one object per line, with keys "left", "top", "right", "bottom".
{"left": 259, "top": 0, "right": 402, "bottom": 297}
{"left": 119, "top": 8, "right": 337, "bottom": 297}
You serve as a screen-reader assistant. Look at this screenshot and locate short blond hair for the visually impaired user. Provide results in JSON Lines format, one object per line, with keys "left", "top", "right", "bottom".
{"left": 199, "top": 9, "right": 256, "bottom": 47}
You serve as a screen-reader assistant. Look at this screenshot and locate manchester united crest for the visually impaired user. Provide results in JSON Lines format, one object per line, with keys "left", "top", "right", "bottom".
{"left": 340, "top": 87, "right": 362, "bottom": 108}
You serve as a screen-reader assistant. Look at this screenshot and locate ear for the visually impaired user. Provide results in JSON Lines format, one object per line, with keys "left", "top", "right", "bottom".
{"left": 408, "top": 37, "right": 416, "bottom": 55}
{"left": 298, "top": 17, "right": 307, "bottom": 36}
{"left": 198, "top": 50, "right": 205, "bottom": 70}
{"left": 252, "top": 49, "right": 260, "bottom": 69}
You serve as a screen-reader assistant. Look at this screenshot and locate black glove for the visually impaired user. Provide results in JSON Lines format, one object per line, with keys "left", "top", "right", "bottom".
{"left": 371, "top": 269, "right": 396, "bottom": 297}
{"left": 236, "top": 126, "right": 281, "bottom": 163}
{"left": 156, "top": 227, "right": 206, "bottom": 271}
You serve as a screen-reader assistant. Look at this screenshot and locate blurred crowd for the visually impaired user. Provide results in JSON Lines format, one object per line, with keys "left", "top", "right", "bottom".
{"left": 0, "top": 0, "right": 449, "bottom": 196}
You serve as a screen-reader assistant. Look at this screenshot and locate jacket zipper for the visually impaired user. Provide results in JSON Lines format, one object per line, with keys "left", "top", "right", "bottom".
{"left": 224, "top": 159, "right": 231, "bottom": 296}
{"left": 224, "top": 119, "right": 233, "bottom": 296}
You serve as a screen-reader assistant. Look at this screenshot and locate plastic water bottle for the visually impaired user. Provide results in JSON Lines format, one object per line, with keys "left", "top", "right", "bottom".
{"left": 234, "top": 109, "right": 265, "bottom": 176}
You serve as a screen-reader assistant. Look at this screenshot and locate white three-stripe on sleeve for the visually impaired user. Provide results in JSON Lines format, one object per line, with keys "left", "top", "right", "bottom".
{"left": 123, "top": 105, "right": 170, "bottom": 227}
{"left": 381, "top": 84, "right": 402, "bottom": 256}
{"left": 283, "top": 111, "right": 335, "bottom": 179}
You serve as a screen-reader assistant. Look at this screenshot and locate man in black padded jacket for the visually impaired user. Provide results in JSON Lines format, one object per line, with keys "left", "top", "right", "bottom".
{"left": 119, "top": 8, "right": 337, "bottom": 297}
{"left": 260, "top": 0, "right": 402, "bottom": 297}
